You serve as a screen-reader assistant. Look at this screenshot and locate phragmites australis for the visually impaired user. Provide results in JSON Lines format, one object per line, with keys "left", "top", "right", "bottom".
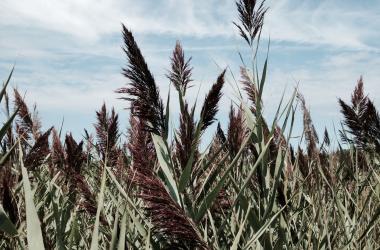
{"left": 297, "top": 92, "right": 319, "bottom": 158}
{"left": 63, "top": 134, "right": 100, "bottom": 219}
{"left": 117, "top": 25, "right": 165, "bottom": 135}
{"left": 200, "top": 70, "right": 226, "bottom": 131}
{"left": 227, "top": 105, "right": 245, "bottom": 156}
{"left": 167, "top": 41, "right": 193, "bottom": 95}
{"left": 339, "top": 77, "right": 380, "bottom": 151}
{"left": 14, "top": 89, "right": 35, "bottom": 140}
{"left": 234, "top": 0, "right": 268, "bottom": 46}
{"left": 24, "top": 127, "right": 52, "bottom": 170}
{"left": 130, "top": 170, "right": 208, "bottom": 249}
{"left": 127, "top": 116, "right": 156, "bottom": 175}
{"left": 64, "top": 133, "right": 85, "bottom": 174}
{"left": 216, "top": 122, "right": 227, "bottom": 145}
{"left": 175, "top": 103, "right": 197, "bottom": 173}
{"left": 51, "top": 128, "right": 65, "bottom": 167}
{"left": 94, "top": 103, "right": 120, "bottom": 166}
{"left": 240, "top": 67, "right": 260, "bottom": 111}
{"left": 127, "top": 115, "right": 206, "bottom": 248}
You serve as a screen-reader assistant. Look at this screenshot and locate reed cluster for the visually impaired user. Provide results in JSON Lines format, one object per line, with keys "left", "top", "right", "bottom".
{"left": 0, "top": 0, "right": 379, "bottom": 249}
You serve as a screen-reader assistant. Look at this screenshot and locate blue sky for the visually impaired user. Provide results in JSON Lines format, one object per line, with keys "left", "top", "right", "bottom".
{"left": 1, "top": 0, "right": 379, "bottom": 146}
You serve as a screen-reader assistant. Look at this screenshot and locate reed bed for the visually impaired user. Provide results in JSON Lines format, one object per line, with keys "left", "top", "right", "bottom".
{"left": 0, "top": 0, "right": 379, "bottom": 249}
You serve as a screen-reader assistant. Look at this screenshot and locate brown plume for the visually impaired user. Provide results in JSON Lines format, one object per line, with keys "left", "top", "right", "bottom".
{"left": 127, "top": 116, "right": 156, "bottom": 175}
{"left": 175, "top": 103, "right": 197, "bottom": 174}
{"left": 51, "top": 128, "right": 64, "bottom": 167}
{"left": 234, "top": 0, "right": 267, "bottom": 46}
{"left": 94, "top": 103, "right": 119, "bottom": 166}
{"left": 167, "top": 41, "right": 193, "bottom": 95}
{"left": 200, "top": 70, "right": 226, "bottom": 131}
{"left": 117, "top": 25, "right": 165, "bottom": 135}
{"left": 131, "top": 170, "right": 207, "bottom": 249}
{"left": 227, "top": 105, "right": 245, "bottom": 156}
{"left": 297, "top": 92, "right": 319, "bottom": 158}
{"left": 25, "top": 127, "right": 52, "bottom": 170}
{"left": 14, "top": 89, "right": 34, "bottom": 140}
{"left": 240, "top": 67, "right": 259, "bottom": 111}
{"left": 339, "top": 77, "right": 380, "bottom": 151}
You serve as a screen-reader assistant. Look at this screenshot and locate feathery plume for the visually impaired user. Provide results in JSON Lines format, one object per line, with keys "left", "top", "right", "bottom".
{"left": 131, "top": 170, "right": 207, "bottom": 249}
{"left": 216, "top": 122, "right": 227, "bottom": 145}
{"left": 64, "top": 134, "right": 85, "bottom": 174}
{"left": 200, "top": 70, "right": 226, "bottom": 131}
{"left": 297, "top": 92, "right": 319, "bottom": 158}
{"left": 234, "top": 0, "right": 267, "bottom": 46}
{"left": 128, "top": 116, "right": 156, "bottom": 175}
{"left": 240, "top": 67, "right": 259, "bottom": 110}
{"left": 167, "top": 41, "right": 193, "bottom": 95}
{"left": 339, "top": 77, "right": 380, "bottom": 151}
{"left": 14, "top": 89, "right": 33, "bottom": 140}
{"left": 25, "top": 127, "right": 52, "bottom": 170}
{"left": 175, "top": 103, "right": 197, "bottom": 173}
{"left": 117, "top": 25, "right": 165, "bottom": 135}
{"left": 51, "top": 128, "right": 64, "bottom": 167}
{"left": 322, "top": 128, "right": 330, "bottom": 147}
{"left": 297, "top": 147, "right": 309, "bottom": 178}
{"left": 62, "top": 134, "right": 101, "bottom": 220}
{"left": 227, "top": 105, "right": 245, "bottom": 156}
{"left": 94, "top": 103, "right": 120, "bottom": 166}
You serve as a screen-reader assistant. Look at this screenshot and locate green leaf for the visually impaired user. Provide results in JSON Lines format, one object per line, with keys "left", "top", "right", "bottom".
{"left": 106, "top": 167, "right": 148, "bottom": 238}
{"left": 0, "top": 66, "right": 14, "bottom": 103}
{"left": 0, "top": 108, "right": 18, "bottom": 142}
{"left": 231, "top": 205, "right": 252, "bottom": 250}
{"left": 258, "top": 58, "right": 268, "bottom": 98}
{"left": 358, "top": 205, "right": 380, "bottom": 242}
{"left": 243, "top": 205, "right": 286, "bottom": 249}
{"left": 178, "top": 124, "right": 201, "bottom": 193}
{"left": 233, "top": 137, "right": 273, "bottom": 207}
{"left": 117, "top": 210, "right": 127, "bottom": 250}
{"left": 151, "top": 133, "right": 181, "bottom": 204}
{"left": 0, "top": 141, "right": 17, "bottom": 166}
{"left": 0, "top": 205, "right": 18, "bottom": 236}
{"left": 19, "top": 140, "right": 45, "bottom": 250}
{"left": 90, "top": 165, "right": 107, "bottom": 250}
{"left": 109, "top": 196, "right": 121, "bottom": 250}
{"left": 195, "top": 131, "right": 254, "bottom": 222}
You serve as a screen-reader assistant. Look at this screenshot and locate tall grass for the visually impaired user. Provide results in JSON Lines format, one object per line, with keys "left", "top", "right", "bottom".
{"left": 0, "top": 0, "right": 379, "bottom": 249}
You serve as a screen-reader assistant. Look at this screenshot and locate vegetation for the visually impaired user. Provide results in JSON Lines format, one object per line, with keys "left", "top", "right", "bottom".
{"left": 0, "top": 0, "right": 379, "bottom": 249}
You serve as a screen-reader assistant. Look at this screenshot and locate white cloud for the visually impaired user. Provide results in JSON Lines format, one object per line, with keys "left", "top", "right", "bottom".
{"left": 1, "top": 0, "right": 379, "bottom": 50}
{"left": 264, "top": 0, "right": 380, "bottom": 50}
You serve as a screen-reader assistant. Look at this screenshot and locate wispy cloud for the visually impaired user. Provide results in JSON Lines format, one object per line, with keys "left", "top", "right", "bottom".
{"left": 1, "top": 0, "right": 379, "bottom": 50}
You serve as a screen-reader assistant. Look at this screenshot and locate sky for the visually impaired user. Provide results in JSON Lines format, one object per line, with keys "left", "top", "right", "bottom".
{"left": 0, "top": 0, "right": 379, "bottom": 146}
